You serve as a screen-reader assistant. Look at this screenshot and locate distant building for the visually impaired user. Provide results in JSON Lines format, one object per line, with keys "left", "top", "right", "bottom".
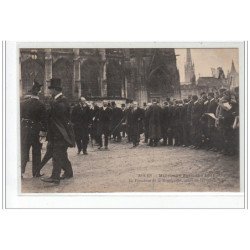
{"left": 196, "top": 76, "right": 228, "bottom": 94}
{"left": 227, "top": 60, "right": 239, "bottom": 89}
{"left": 184, "top": 49, "right": 196, "bottom": 84}
{"left": 181, "top": 65, "right": 229, "bottom": 98}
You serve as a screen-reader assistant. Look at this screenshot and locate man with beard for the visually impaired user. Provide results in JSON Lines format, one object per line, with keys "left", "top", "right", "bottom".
{"left": 147, "top": 99, "right": 162, "bottom": 147}
{"left": 71, "top": 97, "right": 91, "bottom": 155}
{"left": 127, "top": 101, "right": 144, "bottom": 148}
{"left": 41, "top": 78, "right": 75, "bottom": 184}
{"left": 20, "top": 81, "right": 47, "bottom": 178}
{"left": 96, "top": 100, "right": 112, "bottom": 150}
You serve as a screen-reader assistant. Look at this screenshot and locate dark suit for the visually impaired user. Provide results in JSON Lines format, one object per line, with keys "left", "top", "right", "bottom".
{"left": 161, "top": 106, "right": 169, "bottom": 145}
{"left": 90, "top": 105, "right": 99, "bottom": 143}
{"left": 191, "top": 101, "right": 203, "bottom": 147}
{"left": 20, "top": 96, "right": 47, "bottom": 176}
{"left": 111, "top": 107, "right": 123, "bottom": 141}
{"left": 96, "top": 107, "right": 112, "bottom": 147}
{"left": 47, "top": 94, "right": 75, "bottom": 180}
{"left": 147, "top": 104, "right": 162, "bottom": 146}
{"left": 180, "top": 103, "right": 189, "bottom": 146}
{"left": 171, "top": 105, "right": 182, "bottom": 146}
{"left": 71, "top": 104, "right": 91, "bottom": 153}
{"left": 127, "top": 108, "right": 144, "bottom": 146}
{"left": 207, "top": 99, "right": 218, "bottom": 148}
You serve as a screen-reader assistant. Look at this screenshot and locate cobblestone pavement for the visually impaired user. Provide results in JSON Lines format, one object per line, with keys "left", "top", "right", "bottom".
{"left": 21, "top": 138, "right": 240, "bottom": 193}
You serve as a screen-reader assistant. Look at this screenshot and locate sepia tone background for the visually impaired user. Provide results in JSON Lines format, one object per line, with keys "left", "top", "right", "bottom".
{"left": 19, "top": 48, "right": 239, "bottom": 106}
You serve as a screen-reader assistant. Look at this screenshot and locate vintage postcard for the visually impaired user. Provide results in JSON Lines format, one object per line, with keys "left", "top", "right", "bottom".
{"left": 4, "top": 42, "right": 246, "bottom": 208}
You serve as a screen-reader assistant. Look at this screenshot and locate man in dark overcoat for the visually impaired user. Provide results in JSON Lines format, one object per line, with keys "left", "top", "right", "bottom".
{"left": 71, "top": 97, "right": 91, "bottom": 154}
{"left": 126, "top": 101, "right": 144, "bottom": 147}
{"left": 20, "top": 81, "right": 47, "bottom": 178}
{"left": 206, "top": 92, "right": 218, "bottom": 150}
{"left": 111, "top": 102, "right": 123, "bottom": 142}
{"left": 180, "top": 99, "right": 190, "bottom": 147}
{"left": 121, "top": 103, "right": 127, "bottom": 138}
{"left": 190, "top": 95, "right": 203, "bottom": 149}
{"left": 41, "top": 78, "right": 75, "bottom": 184}
{"left": 161, "top": 101, "right": 169, "bottom": 146}
{"left": 147, "top": 100, "right": 162, "bottom": 147}
{"left": 96, "top": 100, "right": 112, "bottom": 150}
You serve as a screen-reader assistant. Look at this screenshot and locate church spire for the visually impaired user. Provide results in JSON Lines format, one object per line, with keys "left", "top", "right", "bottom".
{"left": 184, "top": 48, "right": 196, "bottom": 83}
{"left": 230, "top": 60, "right": 237, "bottom": 73}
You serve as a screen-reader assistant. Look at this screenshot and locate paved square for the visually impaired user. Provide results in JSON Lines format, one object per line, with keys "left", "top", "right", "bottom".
{"left": 21, "top": 139, "right": 240, "bottom": 193}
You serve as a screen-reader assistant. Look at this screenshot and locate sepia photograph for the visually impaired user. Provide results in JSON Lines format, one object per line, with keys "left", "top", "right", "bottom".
{"left": 18, "top": 44, "right": 242, "bottom": 194}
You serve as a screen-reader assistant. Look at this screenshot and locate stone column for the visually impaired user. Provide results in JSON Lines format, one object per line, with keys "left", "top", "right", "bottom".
{"left": 44, "top": 49, "right": 52, "bottom": 97}
{"left": 73, "top": 49, "right": 81, "bottom": 100}
{"left": 99, "top": 49, "right": 107, "bottom": 97}
{"left": 19, "top": 53, "right": 22, "bottom": 97}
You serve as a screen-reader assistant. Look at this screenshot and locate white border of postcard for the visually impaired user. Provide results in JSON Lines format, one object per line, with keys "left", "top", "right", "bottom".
{"left": 3, "top": 41, "right": 247, "bottom": 208}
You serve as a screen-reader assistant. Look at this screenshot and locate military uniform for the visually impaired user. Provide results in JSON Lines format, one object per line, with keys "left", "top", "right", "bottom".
{"left": 20, "top": 95, "right": 47, "bottom": 177}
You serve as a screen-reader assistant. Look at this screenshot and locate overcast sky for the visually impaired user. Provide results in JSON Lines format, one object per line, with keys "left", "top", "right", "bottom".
{"left": 175, "top": 48, "right": 239, "bottom": 83}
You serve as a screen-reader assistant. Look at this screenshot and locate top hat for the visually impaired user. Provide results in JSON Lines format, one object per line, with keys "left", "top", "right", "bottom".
{"left": 48, "top": 78, "right": 62, "bottom": 91}
{"left": 29, "top": 80, "right": 43, "bottom": 94}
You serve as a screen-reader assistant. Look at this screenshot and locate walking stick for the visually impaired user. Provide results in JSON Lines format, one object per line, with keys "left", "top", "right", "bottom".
{"left": 110, "top": 117, "right": 126, "bottom": 136}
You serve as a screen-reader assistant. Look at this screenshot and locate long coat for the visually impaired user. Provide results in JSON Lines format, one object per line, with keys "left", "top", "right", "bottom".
{"left": 96, "top": 107, "right": 112, "bottom": 135}
{"left": 111, "top": 107, "right": 123, "bottom": 132}
{"left": 71, "top": 104, "right": 91, "bottom": 138}
{"left": 47, "top": 95, "right": 75, "bottom": 147}
{"left": 127, "top": 108, "right": 144, "bottom": 137}
{"left": 147, "top": 104, "right": 162, "bottom": 139}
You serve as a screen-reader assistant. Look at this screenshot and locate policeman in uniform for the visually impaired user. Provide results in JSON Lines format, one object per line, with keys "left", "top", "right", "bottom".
{"left": 20, "top": 81, "right": 47, "bottom": 178}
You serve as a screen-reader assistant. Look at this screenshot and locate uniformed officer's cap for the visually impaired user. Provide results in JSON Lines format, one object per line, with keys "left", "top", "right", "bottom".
{"left": 29, "top": 80, "right": 43, "bottom": 94}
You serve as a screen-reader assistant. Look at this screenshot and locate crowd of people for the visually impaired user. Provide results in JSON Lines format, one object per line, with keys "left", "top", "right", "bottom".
{"left": 20, "top": 77, "right": 239, "bottom": 184}
{"left": 73, "top": 87, "right": 239, "bottom": 156}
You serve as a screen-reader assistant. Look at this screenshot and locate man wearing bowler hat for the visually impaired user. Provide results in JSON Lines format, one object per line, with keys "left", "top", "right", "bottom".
{"left": 41, "top": 78, "right": 75, "bottom": 184}
{"left": 20, "top": 81, "right": 47, "bottom": 178}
